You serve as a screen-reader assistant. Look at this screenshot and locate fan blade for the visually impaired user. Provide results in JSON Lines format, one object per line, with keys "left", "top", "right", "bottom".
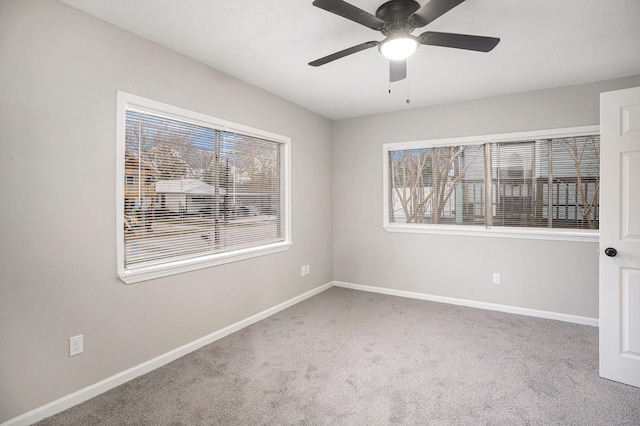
{"left": 390, "top": 60, "right": 407, "bottom": 82}
{"left": 410, "top": 0, "right": 465, "bottom": 28}
{"left": 312, "top": 0, "right": 386, "bottom": 31}
{"left": 309, "top": 41, "right": 379, "bottom": 67}
{"left": 419, "top": 31, "right": 500, "bottom": 52}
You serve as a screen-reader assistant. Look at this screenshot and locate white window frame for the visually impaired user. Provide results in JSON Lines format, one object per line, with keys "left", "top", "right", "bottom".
{"left": 383, "top": 125, "right": 600, "bottom": 242}
{"left": 116, "top": 91, "right": 292, "bottom": 284}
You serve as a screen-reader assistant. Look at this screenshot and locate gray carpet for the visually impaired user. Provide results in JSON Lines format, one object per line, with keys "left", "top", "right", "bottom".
{"left": 36, "top": 287, "right": 640, "bottom": 425}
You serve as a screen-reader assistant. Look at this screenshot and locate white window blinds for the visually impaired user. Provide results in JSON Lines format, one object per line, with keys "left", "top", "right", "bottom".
{"left": 387, "top": 134, "right": 600, "bottom": 230}
{"left": 117, "top": 92, "right": 290, "bottom": 283}
{"left": 491, "top": 136, "right": 600, "bottom": 229}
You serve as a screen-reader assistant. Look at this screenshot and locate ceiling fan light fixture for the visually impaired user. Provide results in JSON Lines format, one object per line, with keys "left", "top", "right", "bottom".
{"left": 379, "top": 35, "right": 419, "bottom": 61}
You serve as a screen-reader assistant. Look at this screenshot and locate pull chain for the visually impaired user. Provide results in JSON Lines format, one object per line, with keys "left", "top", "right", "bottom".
{"left": 405, "top": 60, "right": 411, "bottom": 104}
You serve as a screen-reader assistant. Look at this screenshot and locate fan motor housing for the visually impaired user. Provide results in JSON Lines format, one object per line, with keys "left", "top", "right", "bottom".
{"left": 375, "top": 0, "right": 420, "bottom": 22}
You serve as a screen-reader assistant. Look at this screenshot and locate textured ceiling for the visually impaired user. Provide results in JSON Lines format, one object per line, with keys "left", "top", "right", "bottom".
{"left": 59, "top": 0, "right": 640, "bottom": 120}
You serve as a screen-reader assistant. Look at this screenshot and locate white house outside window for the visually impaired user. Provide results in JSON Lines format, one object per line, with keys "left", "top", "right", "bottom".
{"left": 117, "top": 92, "right": 291, "bottom": 283}
{"left": 383, "top": 126, "right": 599, "bottom": 241}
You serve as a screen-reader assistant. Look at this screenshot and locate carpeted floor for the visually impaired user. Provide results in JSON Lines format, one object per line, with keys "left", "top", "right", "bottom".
{"left": 36, "top": 287, "right": 640, "bottom": 425}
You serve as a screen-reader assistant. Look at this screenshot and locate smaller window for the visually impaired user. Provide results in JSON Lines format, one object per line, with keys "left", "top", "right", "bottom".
{"left": 117, "top": 92, "right": 291, "bottom": 283}
{"left": 383, "top": 126, "right": 599, "bottom": 241}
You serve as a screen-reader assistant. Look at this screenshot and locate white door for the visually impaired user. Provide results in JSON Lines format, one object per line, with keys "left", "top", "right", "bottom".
{"left": 600, "top": 86, "right": 640, "bottom": 388}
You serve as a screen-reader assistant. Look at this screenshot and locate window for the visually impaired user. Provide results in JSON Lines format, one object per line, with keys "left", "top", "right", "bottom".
{"left": 383, "top": 126, "right": 599, "bottom": 241}
{"left": 117, "top": 92, "right": 291, "bottom": 283}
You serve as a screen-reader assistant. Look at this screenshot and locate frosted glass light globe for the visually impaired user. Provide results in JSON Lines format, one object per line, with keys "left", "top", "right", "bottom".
{"left": 379, "top": 36, "right": 419, "bottom": 61}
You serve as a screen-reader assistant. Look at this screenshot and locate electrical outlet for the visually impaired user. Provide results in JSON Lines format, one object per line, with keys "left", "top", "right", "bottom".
{"left": 70, "top": 334, "right": 83, "bottom": 356}
{"left": 300, "top": 264, "right": 311, "bottom": 277}
{"left": 492, "top": 273, "right": 501, "bottom": 285}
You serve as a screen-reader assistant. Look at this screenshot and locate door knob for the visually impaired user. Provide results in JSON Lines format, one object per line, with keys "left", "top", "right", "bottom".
{"left": 605, "top": 247, "right": 617, "bottom": 257}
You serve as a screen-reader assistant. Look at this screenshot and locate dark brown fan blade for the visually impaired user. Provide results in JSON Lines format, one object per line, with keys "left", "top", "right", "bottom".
{"left": 309, "top": 41, "right": 379, "bottom": 67}
{"left": 419, "top": 31, "right": 500, "bottom": 52}
{"left": 312, "top": 0, "right": 386, "bottom": 30}
{"left": 390, "top": 59, "right": 407, "bottom": 82}
{"left": 409, "top": 0, "right": 465, "bottom": 28}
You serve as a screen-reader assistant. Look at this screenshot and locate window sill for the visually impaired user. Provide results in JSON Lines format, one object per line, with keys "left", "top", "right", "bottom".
{"left": 384, "top": 223, "right": 598, "bottom": 243}
{"left": 118, "top": 241, "right": 292, "bottom": 284}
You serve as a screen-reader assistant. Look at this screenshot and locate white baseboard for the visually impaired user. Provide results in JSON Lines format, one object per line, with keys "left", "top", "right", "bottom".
{"left": 5, "top": 280, "right": 598, "bottom": 425}
{"left": 2, "top": 282, "right": 333, "bottom": 426}
{"left": 333, "top": 281, "right": 599, "bottom": 327}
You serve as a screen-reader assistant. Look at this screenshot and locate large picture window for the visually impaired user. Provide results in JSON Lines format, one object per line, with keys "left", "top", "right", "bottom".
{"left": 384, "top": 126, "right": 599, "bottom": 241}
{"left": 117, "top": 92, "right": 291, "bottom": 283}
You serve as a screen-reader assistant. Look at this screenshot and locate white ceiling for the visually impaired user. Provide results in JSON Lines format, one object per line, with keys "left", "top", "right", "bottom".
{"left": 59, "top": 0, "right": 640, "bottom": 120}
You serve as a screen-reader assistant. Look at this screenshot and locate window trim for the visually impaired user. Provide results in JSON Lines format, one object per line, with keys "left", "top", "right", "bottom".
{"left": 116, "top": 91, "right": 292, "bottom": 284}
{"left": 382, "top": 125, "right": 600, "bottom": 242}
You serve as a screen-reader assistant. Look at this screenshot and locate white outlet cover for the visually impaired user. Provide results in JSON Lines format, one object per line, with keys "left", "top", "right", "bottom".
{"left": 70, "top": 334, "right": 83, "bottom": 356}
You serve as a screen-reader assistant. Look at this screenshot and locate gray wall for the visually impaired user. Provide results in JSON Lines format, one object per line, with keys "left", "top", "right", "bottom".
{"left": 0, "top": 0, "right": 333, "bottom": 421}
{"left": 332, "top": 75, "right": 640, "bottom": 320}
{"left": 2, "top": 0, "right": 640, "bottom": 422}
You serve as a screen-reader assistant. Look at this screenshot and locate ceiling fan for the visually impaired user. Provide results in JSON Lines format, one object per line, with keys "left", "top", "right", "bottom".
{"left": 309, "top": 0, "right": 500, "bottom": 82}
